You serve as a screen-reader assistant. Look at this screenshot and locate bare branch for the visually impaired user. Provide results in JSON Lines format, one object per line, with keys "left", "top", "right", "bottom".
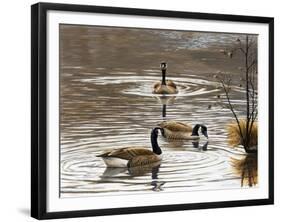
{"left": 217, "top": 34, "right": 258, "bottom": 153}
{"left": 220, "top": 78, "right": 245, "bottom": 143}
{"left": 247, "top": 60, "right": 257, "bottom": 71}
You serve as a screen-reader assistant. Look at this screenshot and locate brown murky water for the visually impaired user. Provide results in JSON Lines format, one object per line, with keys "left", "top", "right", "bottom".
{"left": 59, "top": 25, "right": 258, "bottom": 197}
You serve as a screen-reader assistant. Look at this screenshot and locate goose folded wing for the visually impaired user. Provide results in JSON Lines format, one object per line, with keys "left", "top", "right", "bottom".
{"left": 128, "top": 155, "right": 161, "bottom": 167}
{"left": 166, "top": 80, "right": 177, "bottom": 88}
{"left": 103, "top": 147, "right": 154, "bottom": 160}
{"left": 163, "top": 121, "right": 193, "bottom": 132}
{"left": 153, "top": 81, "right": 161, "bottom": 89}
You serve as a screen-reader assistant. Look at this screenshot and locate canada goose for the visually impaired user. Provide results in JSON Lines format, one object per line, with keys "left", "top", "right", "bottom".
{"left": 97, "top": 128, "right": 162, "bottom": 168}
{"left": 227, "top": 119, "right": 257, "bottom": 152}
{"left": 153, "top": 62, "right": 178, "bottom": 94}
{"left": 158, "top": 121, "right": 208, "bottom": 140}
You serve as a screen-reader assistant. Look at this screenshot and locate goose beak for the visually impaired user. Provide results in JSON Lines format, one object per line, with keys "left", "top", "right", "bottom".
{"left": 203, "top": 131, "right": 208, "bottom": 139}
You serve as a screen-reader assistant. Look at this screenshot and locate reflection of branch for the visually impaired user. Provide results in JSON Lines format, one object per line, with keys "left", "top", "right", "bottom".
{"left": 231, "top": 154, "right": 258, "bottom": 187}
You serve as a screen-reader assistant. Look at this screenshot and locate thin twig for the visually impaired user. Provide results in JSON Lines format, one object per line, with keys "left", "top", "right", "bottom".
{"left": 220, "top": 79, "right": 245, "bottom": 144}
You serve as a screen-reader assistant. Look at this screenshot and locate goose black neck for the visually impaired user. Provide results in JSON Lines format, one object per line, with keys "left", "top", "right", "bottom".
{"left": 191, "top": 124, "right": 201, "bottom": 136}
{"left": 161, "top": 70, "right": 166, "bottom": 85}
{"left": 151, "top": 128, "right": 162, "bottom": 155}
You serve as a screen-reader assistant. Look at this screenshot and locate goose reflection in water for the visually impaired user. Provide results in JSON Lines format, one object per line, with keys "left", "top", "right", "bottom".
{"left": 154, "top": 95, "right": 176, "bottom": 118}
{"left": 128, "top": 162, "right": 161, "bottom": 177}
{"left": 192, "top": 141, "right": 209, "bottom": 151}
{"left": 160, "top": 139, "right": 209, "bottom": 153}
{"left": 129, "top": 162, "right": 165, "bottom": 192}
{"left": 231, "top": 154, "right": 257, "bottom": 187}
{"left": 100, "top": 162, "right": 165, "bottom": 192}
{"left": 151, "top": 181, "right": 165, "bottom": 192}
{"left": 101, "top": 167, "right": 127, "bottom": 177}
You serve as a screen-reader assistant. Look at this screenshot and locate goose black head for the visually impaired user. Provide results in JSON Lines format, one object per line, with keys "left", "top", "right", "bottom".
{"left": 191, "top": 124, "right": 208, "bottom": 138}
{"left": 160, "top": 62, "right": 167, "bottom": 71}
{"left": 151, "top": 127, "right": 164, "bottom": 137}
{"left": 160, "top": 62, "right": 167, "bottom": 85}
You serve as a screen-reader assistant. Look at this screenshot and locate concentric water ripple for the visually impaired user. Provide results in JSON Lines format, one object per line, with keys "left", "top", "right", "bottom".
{"left": 60, "top": 71, "right": 252, "bottom": 197}
{"left": 79, "top": 74, "right": 244, "bottom": 98}
{"left": 61, "top": 143, "right": 246, "bottom": 196}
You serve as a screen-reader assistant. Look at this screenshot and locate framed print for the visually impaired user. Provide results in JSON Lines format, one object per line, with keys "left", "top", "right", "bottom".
{"left": 31, "top": 2, "right": 274, "bottom": 220}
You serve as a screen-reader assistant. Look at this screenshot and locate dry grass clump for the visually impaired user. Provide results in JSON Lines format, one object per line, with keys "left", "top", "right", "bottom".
{"left": 227, "top": 119, "right": 257, "bottom": 148}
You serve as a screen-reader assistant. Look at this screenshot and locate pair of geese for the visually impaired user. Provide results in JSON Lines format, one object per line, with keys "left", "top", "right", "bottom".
{"left": 97, "top": 62, "right": 209, "bottom": 168}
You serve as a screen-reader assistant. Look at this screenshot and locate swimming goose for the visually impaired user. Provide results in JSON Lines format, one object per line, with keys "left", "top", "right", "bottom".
{"left": 227, "top": 119, "right": 257, "bottom": 152}
{"left": 97, "top": 128, "right": 163, "bottom": 168}
{"left": 158, "top": 121, "right": 208, "bottom": 140}
{"left": 153, "top": 62, "right": 178, "bottom": 94}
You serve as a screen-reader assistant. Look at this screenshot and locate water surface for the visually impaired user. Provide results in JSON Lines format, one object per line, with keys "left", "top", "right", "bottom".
{"left": 59, "top": 25, "right": 258, "bottom": 197}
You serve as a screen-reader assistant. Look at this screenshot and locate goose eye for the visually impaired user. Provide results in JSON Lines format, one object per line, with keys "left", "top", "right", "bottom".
{"left": 161, "top": 63, "right": 167, "bottom": 69}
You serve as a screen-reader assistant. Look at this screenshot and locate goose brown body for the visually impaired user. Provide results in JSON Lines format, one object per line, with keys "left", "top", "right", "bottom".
{"left": 153, "top": 80, "right": 178, "bottom": 94}
{"left": 158, "top": 121, "right": 208, "bottom": 140}
{"left": 159, "top": 121, "right": 195, "bottom": 140}
{"left": 97, "top": 147, "right": 161, "bottom": 167}
{"left": 97, "top": 128, "right": 162, "bottom": 168}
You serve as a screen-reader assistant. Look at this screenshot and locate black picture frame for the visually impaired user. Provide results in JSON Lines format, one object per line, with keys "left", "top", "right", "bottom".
{"left": 31, "top": 2, "right": 274, "bottom": 220}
